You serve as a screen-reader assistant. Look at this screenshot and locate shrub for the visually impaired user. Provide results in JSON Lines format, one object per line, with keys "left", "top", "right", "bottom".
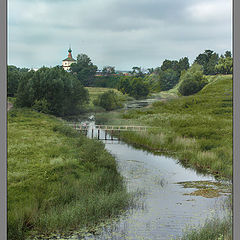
{"left": 179, "top": 64, "right": 208, "bottom": 96}
{"left": 94, "top": 90, "right": 123, "bottom": 111}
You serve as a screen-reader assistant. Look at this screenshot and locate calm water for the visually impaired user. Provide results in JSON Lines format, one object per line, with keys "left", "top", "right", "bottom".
{"left": 60, "top": 120, "right": 229, "bottom": 240}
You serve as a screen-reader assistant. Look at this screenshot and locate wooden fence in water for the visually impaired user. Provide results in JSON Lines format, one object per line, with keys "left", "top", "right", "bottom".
{"left": 68, "top": 123, "right": 155, "bottom": 140}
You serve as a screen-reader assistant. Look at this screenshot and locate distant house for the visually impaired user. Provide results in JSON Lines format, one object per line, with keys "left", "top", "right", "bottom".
{"left": 62, "top": 48, "right": 76, "bottom": 71}
{"left": 95, "top": 70, "right": 104, "bottom": 76}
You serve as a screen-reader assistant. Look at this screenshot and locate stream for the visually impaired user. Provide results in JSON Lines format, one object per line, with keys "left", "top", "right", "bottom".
{"left": 60, "top": 118, "right": 230, "bottom": 240}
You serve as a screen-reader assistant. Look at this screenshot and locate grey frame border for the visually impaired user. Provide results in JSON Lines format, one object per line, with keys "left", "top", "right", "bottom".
{"left": 0, "top": 0, "right": 7, "bottom": 239}
{"left": 233, "top": 0, "right": 240, "bottom": 239}
{"left": 0, "top": 0, "right": 238, "bottom": 240}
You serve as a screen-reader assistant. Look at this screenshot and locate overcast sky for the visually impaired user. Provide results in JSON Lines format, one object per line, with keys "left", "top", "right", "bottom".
{"left": 8, "top": 0, "right": 232, "bottom": 70}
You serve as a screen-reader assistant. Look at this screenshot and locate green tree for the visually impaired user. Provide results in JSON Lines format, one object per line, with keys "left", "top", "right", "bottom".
{"left": 16, "top": 66, "right": 89, "bottom": 116}
{"left": 102, "top": 66, "right": 115, "bottom": 76}
{"left": 178, "top": 64, "right": 208, "bottom": 96}
{"left": 131, "top": 67, "right": 144, "bottom": 77}
{"left": 158, "top": 69, "right": 179, "bottom": 91}
{"left": 94, "top": 90, "right": 123, "bottom": 111}
{"left": 70, "top": 54, "right": 97, "bottom": 86}
{"left": 7, "top": 66, "right": 21, "bottom": 97}
{"left": 224, "top": 51, "right": 232, "bottom": 58}
{"left": 129, "top": 78, "right": 149, "bottom": 99}
{"left": 7, "top": 65, "right": 30, "bottom": 97}
{"left": 161, "top": 60, "right": 179, "bottom": 72}
{"left": 215, "top": 56, "right": 233, "bottom": 74}
{"left": 194, "top": 50, "right": 219, "bottom": 75}
{"left": 15, "top": 70, "right": 35, "bottom": 107}
{"left": 178, "top": 57, "right": 190, "bottom": 72}
{"left": 118, "top": 76, "right": 132, "bottom": 94}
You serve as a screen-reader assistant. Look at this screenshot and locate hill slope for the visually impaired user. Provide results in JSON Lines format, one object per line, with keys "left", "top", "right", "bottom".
{"left": 117, "top": 74, "right": 232, "bottom": 179}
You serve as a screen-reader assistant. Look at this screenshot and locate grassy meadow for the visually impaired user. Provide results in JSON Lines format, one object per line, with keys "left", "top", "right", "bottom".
{"left": 7, "top": 108, "right": 131, "bottom": 240}
{"left": 97, "top": 74, "right": 233, "bottom": 179}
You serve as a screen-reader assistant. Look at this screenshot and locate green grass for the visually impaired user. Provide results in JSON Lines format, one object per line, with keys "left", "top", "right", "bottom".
{"left": 177, "top": 214, "right": 232, "bottom": 240}
{"left": 86, "top": 87, "right": 129, "bottom": 107}
{"left": 176, "top": 196, "right": 232, "bottom": 240}
{"left": 7, "top": 108, "right": 131, "bottom": 240}
{"left": 98, "top": 74, "right": 232, "bottom": 179}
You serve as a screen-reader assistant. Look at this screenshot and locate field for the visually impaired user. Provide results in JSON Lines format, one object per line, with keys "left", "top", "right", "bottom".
{"left": 7, "top": 108, "right": 131, "bottom": 240}
{"left": 97, "top": 74, "right": 233, "bottom": 179}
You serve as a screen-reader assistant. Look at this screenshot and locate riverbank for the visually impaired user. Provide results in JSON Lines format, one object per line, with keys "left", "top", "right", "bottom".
{"left": 96, "top": 74, "right": 232, "bottom": 180}
{"left": 7, "top": 108, "right": 131, "bottom": 240}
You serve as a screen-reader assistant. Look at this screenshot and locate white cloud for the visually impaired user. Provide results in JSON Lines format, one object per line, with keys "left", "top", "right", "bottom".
{"left": 186, "top": 0, "right": 231, "bottom": 23}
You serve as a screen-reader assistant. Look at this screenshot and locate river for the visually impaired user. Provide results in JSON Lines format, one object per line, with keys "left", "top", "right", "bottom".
{"left": 59, "top": 118, "right": 230, "bottom": 240}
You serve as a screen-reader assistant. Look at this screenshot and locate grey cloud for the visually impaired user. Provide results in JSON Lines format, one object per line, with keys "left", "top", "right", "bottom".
{"left": 8, "top": 0, "right": 232, "bottom": 70}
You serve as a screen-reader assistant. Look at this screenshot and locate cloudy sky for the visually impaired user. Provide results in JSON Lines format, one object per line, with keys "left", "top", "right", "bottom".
{"left": 8, "top": 0, "right": 232, "bottom": 70}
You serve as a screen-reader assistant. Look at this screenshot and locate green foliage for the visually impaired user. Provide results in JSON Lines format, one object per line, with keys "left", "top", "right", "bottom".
{"left": 102, "top": 66, "right": 115, "bottom": 76}
{"left": 118, "top": 76, "right": 149, "bottom": 99}
{"left": 131, "top": 66, "right": 145, "bottom": 77}
{"left": 143, "top": 57, "right": 189, "bottom": 92}
{"left": 32, "top": 99, "right": 50, "bottom": 113}
{"left": 160, "top": 57, "right": 189, "bottom": 74}
{"left": 70, "top": 54, "right": 97, "bottom": 86}
{"left": 161, "top": 59, "right": 179, "bottom": 72}
{"left": 15, "top": 66, "right": 89, "bottom": 116}
{"left": 215, "top": 56, "right": 233, "bottom": 74}
{"left": 130, "top": 77, "right": 149, "bottom": 99}
{"left": 92, "top": 75, "right": 120, "bottom": 88}
{"left": 178, "top": 64, "right": 208, "bottom": 96}
{"left": 194, "top": 49, "right": 219, "bottom": 75}
{"left": 7, "top": 65, "right": 30, "bottom": 97}
{"left": 179, "top": 212, "right": 232, "bottom": 240}
{"left": 94, "top": 90, "right": 123, "bottom": 111}
{"left": 8, "top": 109, "right": 130, "bottom": 239}
{"left": 158, "top": 69, "right": 180, "bottom": 91}
{"left": 118, "top": 76, "right": 132, "bottom": 94}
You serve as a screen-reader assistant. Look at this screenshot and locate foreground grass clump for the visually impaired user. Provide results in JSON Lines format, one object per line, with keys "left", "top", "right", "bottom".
{"left": 100, "top": 75, "right": 232, "bottom": 179}
{"left": 177, "top": 197, "right": 232, "bottom": 240}
{"left": 8, "top": 108, "right": 130, "bottom": 240}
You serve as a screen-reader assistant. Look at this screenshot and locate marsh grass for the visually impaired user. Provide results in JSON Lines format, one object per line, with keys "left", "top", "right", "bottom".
{"left": 8, "top": 108, "right": 131, "bottom": 240}
{"left": 99, "top": 75, "right": 232, "bottom": 179}
{"left": 177, "top": 212, "right": 232, "bottom": 240}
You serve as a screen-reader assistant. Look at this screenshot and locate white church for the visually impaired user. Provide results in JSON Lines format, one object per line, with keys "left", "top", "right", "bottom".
{"left": 62, "top": 47, "right": 76, "bottom": 71}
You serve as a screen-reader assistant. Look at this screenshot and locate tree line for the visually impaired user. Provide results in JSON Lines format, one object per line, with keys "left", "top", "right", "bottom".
{"left": 7, "top": 49, "right": 232, "bottom": 115}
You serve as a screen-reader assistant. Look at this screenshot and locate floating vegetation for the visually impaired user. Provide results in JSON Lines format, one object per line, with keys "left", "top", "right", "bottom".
{"left": 176, "top": 181, "right": 232, "bottom": 198}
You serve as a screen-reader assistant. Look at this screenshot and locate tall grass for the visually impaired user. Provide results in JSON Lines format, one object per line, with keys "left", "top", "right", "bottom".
{"left": 8, "top": 108, "right": 130, "bottom": 239}
{"left": 176, "top": 196, "right": 232, "bottom": 240}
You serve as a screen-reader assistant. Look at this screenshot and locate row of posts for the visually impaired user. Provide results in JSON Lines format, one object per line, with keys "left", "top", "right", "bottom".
{"left": 91, "top": 128, "right": 120, "bottom": 140}
{"left": 79, "top": 127, "right": 120, "bottom": 140}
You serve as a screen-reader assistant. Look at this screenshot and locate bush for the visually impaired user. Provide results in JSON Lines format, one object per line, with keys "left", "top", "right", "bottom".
{"left": 179, "top": 64, "right": 208, "bottom": 96}
{"left": 94, "top": 90, "right": 123, "bottom": 111}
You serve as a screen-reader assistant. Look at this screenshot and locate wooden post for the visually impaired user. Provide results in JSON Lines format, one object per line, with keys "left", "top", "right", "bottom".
{"left": 98, "top": 129, "right": 100, "bottom": 139}
{"left": 118, "top": 130, "right": 120, "bottom": 141}
{"left": 92, "top": 128, "right": 94, "bottom": 139}
{"left": 105, "top": 130, "right": 107, "bottom": 140}
{"left": 111, "top": 130, "right": 113, "bottom": 140}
